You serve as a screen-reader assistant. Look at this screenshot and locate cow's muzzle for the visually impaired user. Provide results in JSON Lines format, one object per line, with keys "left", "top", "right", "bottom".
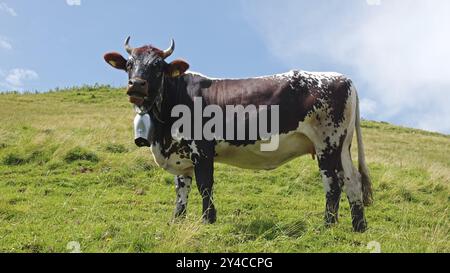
{"left": 127, "top": 78, "right": 149, "bottom": 106}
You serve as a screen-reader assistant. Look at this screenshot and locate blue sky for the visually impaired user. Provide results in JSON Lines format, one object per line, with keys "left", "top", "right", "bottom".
{"left": 1, "top": 0, "right": 449, "bottom": 134}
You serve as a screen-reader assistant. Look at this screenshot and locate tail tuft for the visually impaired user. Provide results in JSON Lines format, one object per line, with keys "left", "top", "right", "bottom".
{"left": 360, "top": 166, "right": 373, "bottom": 206}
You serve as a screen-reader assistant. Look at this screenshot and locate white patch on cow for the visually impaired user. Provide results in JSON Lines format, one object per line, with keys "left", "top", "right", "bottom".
{"left": 215, "top": 128, "right": 314, "bottom": 170}
{"left": 300, "top": 71, "right": 344, "bottom": 89}
{"left": 188, "top": 141, "right": 199, "bottom": 157}
{"left": 265, "top": 70, "right": 296, "bottom": 81}
{"left": 188, "top": 70, "right": 343, "bottom": 87}
{"left": 321, "top": 169, "right": 332, "bottom": 193}
{"left": 188, "top": 70, "right": 297, "bottom": 82}
{"left": 302, "top": 70, "right": 343, "bottom": 79}
{"left": 342, "top": 150, "right": 363, "bottom": 203}
{"left": 151, "top": 143, "right": 193, "bottom": 176}
{"left": 175, "top": 176, "right": 192, "bottom": 207}
{"left": 340, "top": 89, "right": 364, "bottom": 203}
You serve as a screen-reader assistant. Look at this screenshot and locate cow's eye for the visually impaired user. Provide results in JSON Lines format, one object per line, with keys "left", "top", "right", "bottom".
{"left": 153, "top": 59, "right": 162, "bottom": 67}
{"left": 126, "top": 62, "right": 133, "bottom": 70}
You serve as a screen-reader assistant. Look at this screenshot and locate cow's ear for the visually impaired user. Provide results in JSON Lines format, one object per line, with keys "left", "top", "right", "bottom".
{"left": 166, "top": 59, "right": 189, "bottom": 77}
{"left": 104, "top": 52, "right": 127, "bottom": 71}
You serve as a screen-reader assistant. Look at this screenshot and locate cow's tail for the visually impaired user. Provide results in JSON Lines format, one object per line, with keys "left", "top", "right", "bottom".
{"left": 355, "top": 94, "right": 373, "bottom": 206}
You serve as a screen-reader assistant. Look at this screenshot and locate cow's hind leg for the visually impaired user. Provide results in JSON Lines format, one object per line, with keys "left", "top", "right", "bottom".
{"left": 174, "top": 175, "right": 192, "bottom": 219}
{"left": 341, "top": 138, "right": 368, "bottom": 232}
{"left": 316, "top": 145, "right": 345, "bottom": 227}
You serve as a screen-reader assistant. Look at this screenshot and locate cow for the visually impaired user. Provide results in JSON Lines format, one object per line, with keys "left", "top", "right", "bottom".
{"left": 103, "top": 37, "right": 373, "bottom": 232}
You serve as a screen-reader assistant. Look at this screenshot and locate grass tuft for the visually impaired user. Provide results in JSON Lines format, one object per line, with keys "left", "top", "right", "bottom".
{"left": 104, "top": 143, "right": 128, "bottom": 154}
{"left": 3, "top": 152, "right": 27, "bottom": 166}
{"left": 64, "top": 147, "right": 99, "bottom": 163}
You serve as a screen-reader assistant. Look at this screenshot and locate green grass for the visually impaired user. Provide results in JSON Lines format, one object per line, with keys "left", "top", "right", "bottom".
{"left": 0, "top": 86, "right": 449, "bottom": 253}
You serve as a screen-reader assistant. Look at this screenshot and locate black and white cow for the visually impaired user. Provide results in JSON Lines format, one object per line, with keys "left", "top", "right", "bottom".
{"left": 104, "top": 37, "right": 373, "bottom": 232}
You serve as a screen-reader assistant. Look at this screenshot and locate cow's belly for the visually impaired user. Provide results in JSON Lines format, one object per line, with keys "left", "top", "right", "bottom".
{"left": 215, "top": 132, "right": 314, "bottom": 170}
{"left": 150, "top": 143, "right": 194, "bottom": 176}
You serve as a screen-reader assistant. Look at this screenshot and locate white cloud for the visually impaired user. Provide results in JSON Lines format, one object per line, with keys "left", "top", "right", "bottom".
{"left": 0, "top": 69, "right": 39, "bottom": 91}
{"left": 0, "top": 2, "right": 17, "bottom": 16}
{"left": 66, "top": 0, "right": 81, "bottom": 6}
{"left": 243, "top": 0, "right": 450, "bottom": 134}
{"left": 366, "top": 0, "right": 381, "bottom": 6}
{"left": 0, "top": 36, "right": 12, "bottom": 50}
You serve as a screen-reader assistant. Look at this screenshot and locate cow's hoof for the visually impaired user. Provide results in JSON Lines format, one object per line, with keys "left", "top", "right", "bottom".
{"left": 202, "top": 218, "right": 215, "bottom": 224}
{"left": 174, "top": 212, "right": 187, "bottom": 219}
{"left": 174, "top": 205, "right": 187, "bottom": 219}
{"left": 352, "top": 219, "right": 367, "bottom": 233}
{"left": 324, "top": 221, "right": 338, "bottom": 229}
{"left": 171, "top": 214, "right": 187, "bottom": 225}
{"left": 325, "top": 218, "right": 338, "bottom": 226}
{"left": 324, "top": 212, "right": 338, "bottom": 227}
{"left": 202, "top": 208, "right": 216, "bottom": 224}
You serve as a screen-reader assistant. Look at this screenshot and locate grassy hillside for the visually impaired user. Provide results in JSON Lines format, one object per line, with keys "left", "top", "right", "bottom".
{"left": 0, "top": 86, "right": 448, "bottom": 253}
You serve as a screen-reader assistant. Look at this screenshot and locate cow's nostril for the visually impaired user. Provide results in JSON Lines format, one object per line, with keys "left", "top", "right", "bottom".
{"left": 128, "top": 80, "right": 133, "bottom": 86}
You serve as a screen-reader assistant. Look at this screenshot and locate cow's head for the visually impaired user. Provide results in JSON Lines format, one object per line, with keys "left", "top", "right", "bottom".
{"left": 104, "top": 37, "right": 189, "bottom": 107}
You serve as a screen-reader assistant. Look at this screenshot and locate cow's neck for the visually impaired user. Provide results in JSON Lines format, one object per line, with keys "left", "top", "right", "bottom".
{"left": 148, "top": 75, "right": 185, "bottom": 147}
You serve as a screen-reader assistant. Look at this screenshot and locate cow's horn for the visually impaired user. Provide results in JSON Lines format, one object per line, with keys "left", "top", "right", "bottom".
{"left": 124, "top": 36, "right": 133, "bottom": 54}
{"left": 162, "top": 39, "right": 175, "bottom": 59}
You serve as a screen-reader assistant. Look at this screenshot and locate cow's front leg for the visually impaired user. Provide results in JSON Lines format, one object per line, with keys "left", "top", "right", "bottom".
{"left": 193, "top": 145, "right": 216, "bottom": 224}
{"left": 174, "top": 175, "right": 192, "bottom": 218}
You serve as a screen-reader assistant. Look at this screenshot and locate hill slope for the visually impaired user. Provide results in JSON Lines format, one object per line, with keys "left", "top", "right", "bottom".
{"left": 0, "top": 86, "right": 448, "bottom": 253}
